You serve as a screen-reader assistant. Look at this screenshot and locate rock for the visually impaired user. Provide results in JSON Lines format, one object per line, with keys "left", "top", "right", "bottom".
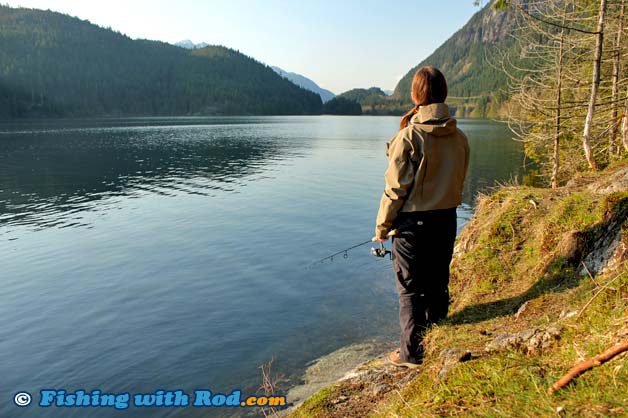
{"left": 581, "top": 228, "right": 625, "bottom": 277}
{"left": 586, "top": 167, "right": 628, "bottom": 195}
{"left": 331, "top": 395, "right": 350, "bottom": 405}
{"left": 439, "top": 348, "right": 474, "bottom": 363}
{"left": 359, "top": 368, "right": 389, "bottom": 385}
{"left": 580, "top": 180, "right": 628, "bottom": 276}
{"left": 486, "top": 326, "right": 561, "bottom": 355}
{"left": 515, "top": 301, "right": 530, "bottom": 320}
{"left": 559, "top": 309, "right": 578, "bottom": 320}
{"left": 396, "top": 370, "right": 420, "bottom": 385}
{"left": 371, "top": 383, "right": 392, "bottom": 396}
{"left": 437, "top": 348, "right": 475, "bottom": 381}
{"left": 286, "top": 340, "right": 395, "bottom": 406}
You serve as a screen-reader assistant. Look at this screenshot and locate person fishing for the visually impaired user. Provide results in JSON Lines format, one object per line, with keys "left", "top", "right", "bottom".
{"left": 374, "top": 66, "right": 470, "bottom": 368}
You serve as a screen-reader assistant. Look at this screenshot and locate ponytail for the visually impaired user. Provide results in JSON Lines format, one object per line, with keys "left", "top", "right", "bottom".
{"left": 400, "top": 104, "right": 420, "bottom": 130}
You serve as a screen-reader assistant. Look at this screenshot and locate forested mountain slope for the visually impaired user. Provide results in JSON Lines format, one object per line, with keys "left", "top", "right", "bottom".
{"left": 0, "top": 6, "right": 322, "bottom": 118}
{"left": 337, "top": 87, "right": 393, "bottom": 115}
{"left": 392, "top": 1, "right": 518, "bottom": 118}
{"left": 341, "top": 1, "right": 519, "bottom": 118}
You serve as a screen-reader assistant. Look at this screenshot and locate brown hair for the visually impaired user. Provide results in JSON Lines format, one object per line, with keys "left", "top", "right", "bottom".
{"left": 399, "top": 66, "right": 448, "bottom": 129}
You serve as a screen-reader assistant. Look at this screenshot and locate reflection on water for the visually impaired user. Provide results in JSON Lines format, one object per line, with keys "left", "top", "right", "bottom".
{"left": 0, "top": 116, "right": 524, "bottom": 418}
{"left": 0, "top": 117, "right": 524, "bottom": 233}
{"left": 0, "top": 119, "right": 313, "bottom": 231}
{"left": 461, "top": 119, "right": 528, "bottom": 202}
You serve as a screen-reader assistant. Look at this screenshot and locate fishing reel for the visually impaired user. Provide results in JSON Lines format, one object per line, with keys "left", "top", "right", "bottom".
{"left": 371, "top": 242, "right": 391, "bottom": 259}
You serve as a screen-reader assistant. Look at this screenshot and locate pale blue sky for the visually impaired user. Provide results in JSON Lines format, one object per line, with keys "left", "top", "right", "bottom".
{"left": 5, "top": 1, "right": 482, "bottom": 93}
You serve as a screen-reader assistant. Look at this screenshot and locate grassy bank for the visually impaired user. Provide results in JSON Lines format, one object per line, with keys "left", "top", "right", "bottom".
{"left": 291, "top": 161, "right": 628, "bottom": 418}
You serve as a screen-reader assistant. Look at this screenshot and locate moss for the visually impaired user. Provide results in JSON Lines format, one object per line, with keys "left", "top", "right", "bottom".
{"left": 601, "top": 192, "right": 628, "bottom": 217}
{"left": 290, "top": 385, "right": 342, "bottom": 418}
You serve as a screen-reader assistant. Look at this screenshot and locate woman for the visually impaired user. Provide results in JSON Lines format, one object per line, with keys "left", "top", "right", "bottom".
{"left": 374, "top": 66, "right": 469, "bottom": 367}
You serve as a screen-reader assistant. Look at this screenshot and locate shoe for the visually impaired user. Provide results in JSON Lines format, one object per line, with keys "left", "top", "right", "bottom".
{"left": 387, "top": 349, "right": 421, "bottom": 369}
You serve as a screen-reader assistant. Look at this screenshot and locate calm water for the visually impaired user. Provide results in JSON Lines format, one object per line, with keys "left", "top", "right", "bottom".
{"left": 0, "top": 116, "right": 524, "bottom": 417}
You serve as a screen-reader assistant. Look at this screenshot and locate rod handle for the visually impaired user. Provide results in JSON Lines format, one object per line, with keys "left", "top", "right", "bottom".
{"left": 371, "top": 229, "right": 398, "bottom": 242}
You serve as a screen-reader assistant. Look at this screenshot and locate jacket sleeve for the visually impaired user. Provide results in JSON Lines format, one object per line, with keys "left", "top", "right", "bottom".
{"left": 375, "top": 130, "right": 417, "bottom": 239}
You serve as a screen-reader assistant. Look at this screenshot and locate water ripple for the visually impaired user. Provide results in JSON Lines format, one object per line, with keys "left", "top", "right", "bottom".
{"left": 0, "top": 120, "right": 311, "bottom": 231}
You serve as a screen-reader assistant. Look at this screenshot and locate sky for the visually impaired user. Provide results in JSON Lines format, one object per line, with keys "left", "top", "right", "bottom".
{"left": 4, "top": 1, "right": 482, "bottom": 94}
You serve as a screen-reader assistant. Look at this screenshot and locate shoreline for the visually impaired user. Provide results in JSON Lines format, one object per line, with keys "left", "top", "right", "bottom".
{"left": 288, "top": 161, "right": 628, "bottom": 417}
{"left": 284, "top": 339, "right": 396, "bottom": 411}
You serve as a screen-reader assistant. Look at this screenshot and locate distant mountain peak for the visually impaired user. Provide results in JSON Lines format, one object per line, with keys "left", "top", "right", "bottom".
{"left": 175, "top": 39, "right": 209, "bottom": 49}
{"left": 271, "top": 66, "right": 335, "bottom": 103}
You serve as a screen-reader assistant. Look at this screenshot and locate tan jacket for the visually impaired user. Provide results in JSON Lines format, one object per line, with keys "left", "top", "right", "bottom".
{"left": 375, "top": 103, "right": 469, "bottom": 239}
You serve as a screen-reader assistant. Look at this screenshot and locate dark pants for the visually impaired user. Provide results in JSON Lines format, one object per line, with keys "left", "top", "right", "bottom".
{"left": 392, "top": 208, "right": 457, "bottom": 364}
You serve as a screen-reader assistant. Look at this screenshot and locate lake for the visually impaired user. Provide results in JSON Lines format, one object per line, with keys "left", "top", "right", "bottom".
{"left": 0, "top": 116, "right": 525, "bottom": 417}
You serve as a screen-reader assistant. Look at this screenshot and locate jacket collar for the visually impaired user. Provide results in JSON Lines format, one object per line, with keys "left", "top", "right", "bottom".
{"left": 410, "top": 103, "right": 451, "bottom": 124}
{"left": 410, "top": 103, "right": 457, "bottom": 136}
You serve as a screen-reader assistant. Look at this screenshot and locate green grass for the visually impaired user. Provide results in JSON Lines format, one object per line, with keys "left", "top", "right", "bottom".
{"left": 291, "top": 385, "right": 343, "bottom": 418}
{"left": 372, "top": 270, "right": 628, "bottom": 418}
{"left": 291, "top": 162, "right": 628, "bottom": 418}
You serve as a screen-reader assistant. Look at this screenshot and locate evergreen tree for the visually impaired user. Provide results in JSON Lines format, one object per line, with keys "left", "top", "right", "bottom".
{"left": 0, "top": 6, "right": 323, "bottom": 118}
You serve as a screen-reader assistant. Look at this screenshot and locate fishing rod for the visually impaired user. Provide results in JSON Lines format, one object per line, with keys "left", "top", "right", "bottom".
{"left": 308, "top": 229, "right": 398, "bottom": 268}
{"left": 309, "top": 213, "right": 467, "bottom": 267}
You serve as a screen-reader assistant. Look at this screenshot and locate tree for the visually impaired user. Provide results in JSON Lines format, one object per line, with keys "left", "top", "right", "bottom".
{"left": 322, "top": 97, "right": 362, "bottom": 115}
{"left": 499, "top": 0, "right": 584, "bottom": 186}
{"left": 582, "top": 0, "right": 607, "bottom": 171}
{"left": 610, "top": 0, "right": 625, "bottom": 154}
{"left": 623, "top": 86, "right": 628, "bottom": 151}
{"left": 0, "top": 6, "right": 323, "bottom": 118}
{"left": 497, "top": 0, "right": 628, "bottom": 185}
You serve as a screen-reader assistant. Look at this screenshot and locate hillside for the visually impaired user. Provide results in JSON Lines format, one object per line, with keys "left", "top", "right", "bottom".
{"left": 291, "top": 161, "right": 628, "bottom": 417}
{"left": 272, "top": 66, "right": 335, "bottom": 103}
{"left": 321, "top": 97, "right": 362, "bottom": 115}
{"left": 344, "top": 1, "right": 518, "bottom": 118}
{"left": 392, "top": 1, "right": 515, "bottom": 117}
{"left": 392, "top": 1, "right": 517, "bottom": 118}
{"left": 337, "top": 88, "right": 402, "bottom": 115}
{"left": 0, "top": 6, "right": 322, "bottom": 118}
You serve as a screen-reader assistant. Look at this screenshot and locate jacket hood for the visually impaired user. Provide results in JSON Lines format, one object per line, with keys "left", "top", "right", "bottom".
{"left": 410, "top": 103, "right": 456, "bottom": 136}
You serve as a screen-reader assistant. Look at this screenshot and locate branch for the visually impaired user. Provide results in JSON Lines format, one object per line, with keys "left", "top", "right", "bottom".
{"left": 577, "top": 270, "right": 626, "bottom": 319}
{"left": 548, "top": 339, "right": 628, "bottom": 394}
{"left": 512, "top": 2, "right": 601, "bottom": 35}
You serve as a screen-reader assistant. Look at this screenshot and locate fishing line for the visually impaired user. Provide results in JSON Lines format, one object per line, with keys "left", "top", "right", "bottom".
{"left": 308, "top": 239, "right": 374, "bottom": 267}
{"left": 307, "top": 233, "right": 396, "bottom": 269}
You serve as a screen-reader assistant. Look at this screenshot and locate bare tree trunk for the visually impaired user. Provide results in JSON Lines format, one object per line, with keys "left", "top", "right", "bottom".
{"left": 623, "top": 86, "right": 628, "bottom": 152}
{"left": 582, "top": 0, "right": 607, "bottom": 171}
{"left": 610, "top": 1, "right": 625, "bottom": 155}
{"left": 552, "top": 20, "right": 567, "bottom": 188}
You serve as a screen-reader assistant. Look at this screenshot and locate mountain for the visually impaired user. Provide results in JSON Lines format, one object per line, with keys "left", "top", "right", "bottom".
{"left": 392, "top": 1, "right": 518, "bottom": 118}
{"left": 0, "top": 6, "right": 322, "bottom": 118}
{"left": 175, "top": 39, "right": 209, "bottom": 49}
{"left": 341, "top": 1, "right": 517, "bottom": 118}
{"left": 338, "top": 87, "right": 406, "bottom": 115}
{"left": 339, "top": 87, "right": 387, "bottom": 103}
{"left": 271, "top": 66, "right": 335, "bottom": 103}
{"left": 322, "top": 97, "right": 362, "bottom": 115}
